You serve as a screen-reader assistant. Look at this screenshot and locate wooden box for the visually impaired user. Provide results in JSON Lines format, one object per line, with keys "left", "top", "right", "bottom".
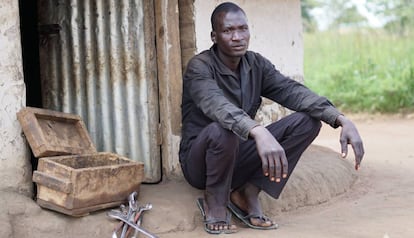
{"left": 17, "top": 107, "right": 144, "bottom": 216}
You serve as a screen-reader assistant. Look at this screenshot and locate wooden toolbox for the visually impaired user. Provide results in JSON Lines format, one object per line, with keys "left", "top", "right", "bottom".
{"left": 17, "top": 107, "right": 144, "bottom": 216}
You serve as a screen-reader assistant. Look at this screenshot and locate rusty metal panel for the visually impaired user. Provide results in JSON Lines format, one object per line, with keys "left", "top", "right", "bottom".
{"left": 37, "top": 0, "right": 160, "bottom": 182}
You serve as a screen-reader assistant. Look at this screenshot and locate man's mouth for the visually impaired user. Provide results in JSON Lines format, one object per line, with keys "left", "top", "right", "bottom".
{"left": 232, "top": 45, "right": 246, "bottom": 50}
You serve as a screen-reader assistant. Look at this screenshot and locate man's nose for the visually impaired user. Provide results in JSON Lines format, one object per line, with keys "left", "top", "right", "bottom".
{"left": 232, "top": 30, "right": 242, "bottom": 40}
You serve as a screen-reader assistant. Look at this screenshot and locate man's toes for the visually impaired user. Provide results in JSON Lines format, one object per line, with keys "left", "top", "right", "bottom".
{"left": 208, "top": 224, "right": 217, "bottom": 231}
{"left": 250, "top": 217, "right": 274, "bottom": 227}
{"left": 208, "top": 223, "right": 237, "bottom": 232}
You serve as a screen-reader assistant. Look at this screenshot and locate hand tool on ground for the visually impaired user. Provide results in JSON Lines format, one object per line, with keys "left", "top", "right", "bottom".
{"left": 111, "top": 204, "right": 129, "bottom": 236}
{"left": 129, "top": 203, "right": 153, "bottom": 238}
{"left": 107, "top": 211, "right": 159, "bottom": 238}
{"left": 110, "top": 192, "right": 138, "bottom": 238}
{"left": 131, "top": 215, "right": 143, "bottom": 238}
{"left": 119, "top": 192, "right": 138, "bottom": 238}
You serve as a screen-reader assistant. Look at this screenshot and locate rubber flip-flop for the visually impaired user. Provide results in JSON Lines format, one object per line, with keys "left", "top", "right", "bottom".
{"left": 196, "top": 198, "right": 237, "bottom": 234}
{"left": 228, "top": 201, "right": 278, "bottom": 230}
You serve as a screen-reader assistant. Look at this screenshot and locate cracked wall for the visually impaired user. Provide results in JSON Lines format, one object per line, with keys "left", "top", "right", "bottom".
{"left": 0, "top": 0, "right": 32, "bottom": 195}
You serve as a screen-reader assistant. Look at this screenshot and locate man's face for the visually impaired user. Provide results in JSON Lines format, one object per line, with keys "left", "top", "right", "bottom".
{"left": 211, "top": 10, "right": 250, "bottom": 58}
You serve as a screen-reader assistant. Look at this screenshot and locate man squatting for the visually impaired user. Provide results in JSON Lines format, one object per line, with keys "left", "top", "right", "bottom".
{"left": 179, "top": 2, "right": 365, "bottom": 234}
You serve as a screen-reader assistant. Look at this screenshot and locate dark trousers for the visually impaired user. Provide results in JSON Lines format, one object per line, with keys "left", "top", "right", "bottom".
{"left": 180, "top": 112, "right": 322, "bottom": 215}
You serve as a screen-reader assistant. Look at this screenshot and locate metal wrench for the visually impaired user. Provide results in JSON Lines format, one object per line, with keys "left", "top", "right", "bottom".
{"left": 109, "top": 192, "right": 138, "bottom": 238}
{"left": 107, "top": 212, "right": 159, "bottom": 238}
{"left": 131, "top": 215, "right": 143, "bottom": 238}
{"left": 120, "top": 192, "right": 139, "bottom": 238}
{"left": 130, "top": 203, "right": 153, "bottom": 238}
{"left": 110, "top": 203, "right": 129, "bottom": 237}
{"left": 110, "top": 210, "right": 130, "bottom": 238}
{"left": 108, "top": 210, "right": 127, "bottom": 238}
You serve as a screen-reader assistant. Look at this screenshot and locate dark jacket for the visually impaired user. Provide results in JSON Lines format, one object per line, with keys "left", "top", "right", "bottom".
{"left": 179, "top": 45, "right": 341, "bottom": 161}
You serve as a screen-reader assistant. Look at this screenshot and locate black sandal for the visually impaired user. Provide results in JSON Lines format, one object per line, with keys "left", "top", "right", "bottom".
{"left": 197, "top": 198, "right": 237, "bottom": 234}
{"left": 228, "top": 201, "right": 278, "bottom": 230}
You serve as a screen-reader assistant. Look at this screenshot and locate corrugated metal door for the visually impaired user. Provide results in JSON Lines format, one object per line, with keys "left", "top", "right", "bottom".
{"left": 37, "top": 0, "right": 161, "bottom": 182}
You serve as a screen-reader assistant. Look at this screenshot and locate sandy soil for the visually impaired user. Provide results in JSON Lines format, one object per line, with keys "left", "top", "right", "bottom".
{"left": 268, "top": 113, "right": 414, "bottom": 238}
{"left": 1, "top": 114, "right": 413, "bottom": 238}
{"left": 161, "top": 113, "right": 414, "bottom": 238}
{"left": 296, "top": 113, "right": 414, "bottom": 238}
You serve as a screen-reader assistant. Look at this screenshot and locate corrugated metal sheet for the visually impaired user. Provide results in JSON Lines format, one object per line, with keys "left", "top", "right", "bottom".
{"left": 37, "top": 0, "right": 160, "bottom": 182}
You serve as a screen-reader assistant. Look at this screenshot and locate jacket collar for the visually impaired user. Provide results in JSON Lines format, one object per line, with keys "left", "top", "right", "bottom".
{"left": 210, "top": 44, "right": 251, "bottom": 77}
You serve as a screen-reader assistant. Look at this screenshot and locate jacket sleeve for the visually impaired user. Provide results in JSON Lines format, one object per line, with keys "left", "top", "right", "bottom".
{"left": 184, "top": 57, "right": 259, "bottom": 139}
{"left": 259, "top": 56, "right": 342, "bottom": 128}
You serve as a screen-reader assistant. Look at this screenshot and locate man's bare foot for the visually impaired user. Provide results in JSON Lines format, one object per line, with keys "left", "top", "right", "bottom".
{"left": 197, "top": 198, "right": 237, "bottom": 234}
{"left": 206, "top": 222, "right": 237, "bottom": 233}
{"left": 230, "top": 183, "right": 277, "bottom": 228}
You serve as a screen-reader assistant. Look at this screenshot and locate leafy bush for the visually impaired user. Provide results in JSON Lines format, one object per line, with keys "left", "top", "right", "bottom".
{"left": 304, "top": 30, "right": 414, "bottom": 113}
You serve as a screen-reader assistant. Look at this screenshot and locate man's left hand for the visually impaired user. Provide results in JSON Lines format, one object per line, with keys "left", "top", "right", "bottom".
{"left": 335, "top": 115, "right": 365, "bottom": 170}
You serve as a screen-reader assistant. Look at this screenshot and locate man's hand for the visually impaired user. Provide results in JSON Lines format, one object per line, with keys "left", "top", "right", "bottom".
{"left": 335, "top": 115, "right": 365, "bottom": 170}
{"left": 249, "top": 125, "right": 288, "bottom": 182}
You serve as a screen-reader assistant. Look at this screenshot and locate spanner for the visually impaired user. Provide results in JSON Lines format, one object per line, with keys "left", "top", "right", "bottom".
{"left": 109, "top": 209, "right": 127, "bottom": 238}
{"left": 120, "top": 192, "right": 139, "bottom": 238}
{"left": 131, "top": 215, "right": 143, "bottom": 238}
{"left": 110, "top": 192, "right": 138, "bottom": 238}
{"left": 107, "top": 212, "right": 159, "bottom": 238}
{"left": 110, "top": 204, "right": 128, "bottom": 237}
{"left": 130, "top": 203, "right": 153, "bottom": 238}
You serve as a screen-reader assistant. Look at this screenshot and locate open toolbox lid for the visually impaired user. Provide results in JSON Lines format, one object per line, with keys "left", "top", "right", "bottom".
{"left": 17, "top": 107, "right": 97, "bottom": 158}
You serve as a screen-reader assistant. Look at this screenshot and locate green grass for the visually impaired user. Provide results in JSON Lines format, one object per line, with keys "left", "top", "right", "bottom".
{"left": 304, "top": 30, "right": 414, "bottom": 113}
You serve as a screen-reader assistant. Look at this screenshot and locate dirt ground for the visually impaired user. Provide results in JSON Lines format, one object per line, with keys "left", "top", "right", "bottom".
{"left": 272, "top": 113, "right": 414, "bottom": 238}
{"left": 157, "top": 113, "right": 414, "bottom": 238}
{"left": 301, "top": 113, "right": 414, "bottom": 238}
{"left": 1, "top": 113, "right": 413, "bottom": 238}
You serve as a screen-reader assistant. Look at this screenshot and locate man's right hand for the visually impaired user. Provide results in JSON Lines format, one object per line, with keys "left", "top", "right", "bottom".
{"left": 249, "top": 125, "right": 288, "bottom": 182}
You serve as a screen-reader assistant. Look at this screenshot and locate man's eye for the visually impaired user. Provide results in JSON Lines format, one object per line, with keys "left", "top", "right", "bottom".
{"left": 240, "top": 26, "right": 248, "bottom": 31}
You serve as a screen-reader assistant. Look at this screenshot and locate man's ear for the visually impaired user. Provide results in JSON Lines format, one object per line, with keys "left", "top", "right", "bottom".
{"left": 211, "top": 31, "right": 216, "bottom": 43}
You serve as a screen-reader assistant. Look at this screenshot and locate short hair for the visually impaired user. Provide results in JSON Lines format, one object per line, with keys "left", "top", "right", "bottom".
{"left": 211, "top": 2, "right": 246, "bottom": 31}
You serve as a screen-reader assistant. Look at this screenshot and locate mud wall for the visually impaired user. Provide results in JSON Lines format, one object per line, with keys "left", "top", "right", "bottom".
{"left": 0, "top": 1, "right": 32, "bottom": 195}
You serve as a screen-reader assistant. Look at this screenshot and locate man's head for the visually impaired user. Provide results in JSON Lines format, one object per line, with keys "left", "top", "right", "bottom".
{"left": 210, "top": 2, "right": 245, "bottom": 31}
{"left": 210, "top": 2, "right": 250, "bottom": 59}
